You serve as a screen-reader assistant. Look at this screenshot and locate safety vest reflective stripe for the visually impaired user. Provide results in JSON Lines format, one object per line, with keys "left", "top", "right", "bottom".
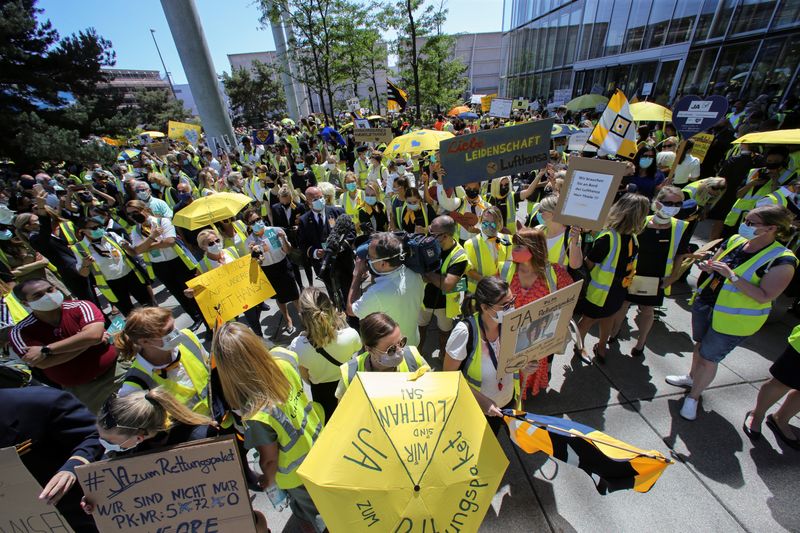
{"left": 585, "top": 230, "right": 620, "bottom": 307}
{"left": 354, "top": 159, "right": 369, "bottom": 184}
{"left": 646, "top": 216, "right": 688, "bottom": 279}
{"left": 541, "top": 225, "right": 568, "bottom": 267}
{"left": 788, "top": 324, "right": 800, "bottom": 352}
{"left": 725, "top": 169, "right": 794, "bottom": 226}
{"left": 342, "top": 347, "right": 426, "bottom": 387}
{"left": 59, "top": 221, "right": 77, "bottom": 245}
{"left": 199, "top": 248, "right": 238, "bottom": 273}
{"left": 682, "top": 181, "right": 701, "bottom": 201}
{"left": 73, "top": 237, "right": 144, "bottom": 303}
{"left": 464, "top": 235, "right": 510, "bottom": 292}
{"left": 500, "top": 195, "right": 516, "bottom": 234}
{"left": 442, "top": 246, "right": 469, "bottom": 318}
{"left": 761, "top": 187, "right": 792, "bottom": 207}
{"left": 3, "top": 294, "right": 28, "bottom": 324}
{"left": 340, "top": 191, "right": 363, "bottom": 220}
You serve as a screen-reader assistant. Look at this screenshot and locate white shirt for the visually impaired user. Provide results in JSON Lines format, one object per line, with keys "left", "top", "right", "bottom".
{"left": 118, "top": 350, "right": 194, "bottom": 396}
{"left": 130, "top": 217, "right": 179, "bottom": 263}
{"left": 73, "top": 233, "right": 131, "bottom": 281}
{"left": 352, "top": 265, "right": 425, "bottom": 346}
{"left": 673, "top": 154, "right": 701, "bottom": 185}
{"left": 446, "top": 321, "right": 514, "bottom": 407}
{"left": 208, "top": 158, "right": 221, "bottom": 173}
{"left": 289, "top": 327, "right": 361, "bottom": 384}
{"left": 199, "top": 249, "right": 236, "bottom": 273}
{"left": 145, "top": 196, "right": 173, "bottom": 218}
{"left": 245, "top": 227, "right": 287, "bottom": 266}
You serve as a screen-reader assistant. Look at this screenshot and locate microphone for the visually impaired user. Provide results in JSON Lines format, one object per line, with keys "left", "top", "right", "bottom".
{"left": 320, "top": 214, "right": 355, "bottom": 278}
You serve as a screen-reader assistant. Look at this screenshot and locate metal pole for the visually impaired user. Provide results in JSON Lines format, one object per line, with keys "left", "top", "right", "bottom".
{"left": 150, "top": 29, "right": 178, "bottom": 100}
{"left": 266, "top": 1, "right": 300, "bottom": 121}
{"left": 159, "top": 0, "right": 236, "bottom": 156}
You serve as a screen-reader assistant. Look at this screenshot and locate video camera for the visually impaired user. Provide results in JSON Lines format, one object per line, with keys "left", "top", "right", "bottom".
{"left": 355, "top": 231, "right": 441, "bottom": 275}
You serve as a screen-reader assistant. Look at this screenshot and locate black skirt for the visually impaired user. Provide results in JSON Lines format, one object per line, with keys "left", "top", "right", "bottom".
{"left": 770, "top": 345, "right": 800, "bottom": 391}
{"left": 576, "top": 282, "right": 627, "bottom": 319}
{"left": 261, "top": 258, "right": 300, "bottom": 304}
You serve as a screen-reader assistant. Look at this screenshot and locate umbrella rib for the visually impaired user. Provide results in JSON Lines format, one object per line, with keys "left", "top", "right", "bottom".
{"left": 413, "top": 376, "right": 461, "bottom": 487}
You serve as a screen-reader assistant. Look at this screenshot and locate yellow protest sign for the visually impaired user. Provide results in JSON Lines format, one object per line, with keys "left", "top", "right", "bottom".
{"left": 186, "top": 255, "right": 275, "bottom": 327}
{"left": 692, "top": 132, "right": 714, "bottom": 163}
{"left": 480, "top": 93, "right": 497, "bottom": 112}
{"left": 168, "top": 120, "right": 202, "bottom": 145}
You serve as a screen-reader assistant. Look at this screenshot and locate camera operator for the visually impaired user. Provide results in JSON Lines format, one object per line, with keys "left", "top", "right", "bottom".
{"left": 347, "top": 232, "right": 425, "bottom": 346}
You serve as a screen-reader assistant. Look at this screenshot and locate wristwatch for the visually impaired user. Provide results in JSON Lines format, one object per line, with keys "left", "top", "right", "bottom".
{"left": 40, "top": 345, "right": 52, "bottom": 357}
{"left": 729, "top": 274, "right": 740, "bottom": 283}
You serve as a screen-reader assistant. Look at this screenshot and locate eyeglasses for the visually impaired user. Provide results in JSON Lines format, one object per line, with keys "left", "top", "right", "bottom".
{"left": 663, "top": 144, "right": 676, "bottom": 149}
{"left": 494, "top": 295, "right": 516, "bottom": 311}
{"left": 248, "top": 217, "right": 263, "bottom": 225}
{"left": 99, "top": 395, "right": 143, "bottom": 431}
{"left": 481, "top": 221, "right": 498, "bottom": 229}
{"left": 206, "top": 239, "right": 221, "bottom": 246}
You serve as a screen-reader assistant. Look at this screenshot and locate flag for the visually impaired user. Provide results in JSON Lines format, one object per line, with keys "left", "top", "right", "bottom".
{"left": 387, "top": 79, "right": 408, "bottom": 111}
{"left": 587, "top": 89, "right": 638, "bottom": 159}
{"left": 504, "top": 410, "right": 672, "bottom": 494}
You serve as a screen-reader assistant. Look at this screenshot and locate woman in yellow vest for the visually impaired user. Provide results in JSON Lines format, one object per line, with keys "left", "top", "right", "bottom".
{"left": 488, "top": 176, "right": 539, "bottom": 235}
{"left": 337, "top": 171, "right": 363, "bottom": 226}
{"left": 535, "top": 195, "right": 584, "bottom": 270}
{"left": 610, "top": 187, "right": 690, "bottom": 357}
{"left": 357, "top": 182, "right": 389, "bottom": 236}
{"left": 125, "top": 200, "right": 205, "bottom": 332}
{"left": 575, "top": 193, "right": 649, "bottom": 364}
{"left": 212, "top": 322, "right": 325, "bottom": 532}
{"left": 335, "top": 312, "right": 429, "bottom": 401}
{"left": 73, "top": 218, "right": 154, "bottom": 316}
{"left": 744, "top": 324, "right": 800, "bottom": 448}
{"left": 397, "top": 188, "right": 436, "bottom": 234}
{"left": 667, "top": 205, "right": 797, "bottom": 421}
{"left": 444, "top": 276, "right": 518, "bottom": 434}
{"left": 464, "top": 206, "right": 511, "bottom": 293}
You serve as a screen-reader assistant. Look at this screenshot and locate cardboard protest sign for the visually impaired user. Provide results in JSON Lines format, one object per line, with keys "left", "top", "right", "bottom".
{"left": 489, "top": 98, "right": 513, "bottom": 118}
{"left": 439, "top": 118, "right": 554, "bottom": 188}
{"left": 252, "top": 129, "right": 275, "bottom": 145}
{"left": 0, "top": 447, "right": 75, "bottom": 532}
{"left": 76, "top": 438, "right": 255, "bottom": 533}
{"left": 354, "top": 127, "right": 393, "bottom": 144}
{"left": 148, "top": 141, "right": 170, "bottom": 157}
{"left": 552, "top": 89, "right": 571, "bottom": 107}
{"left": 513, "top": 98, "right": 529, "bottom": 110}
{"left": 480, "top": 93, "right": 496, "bottom": 112}
{"left": 567, "top": 128, "right": 595, "bottom": 152}
{"left": 498, "top": 281, "right": 583, "bottom": 374}
{"left": 672, "top": 95, "right": 728, "bottom": 139}
{"left": 552, "top": 157, "right": 627, "bottom": 231}
{"left": 167, "top": 121, "right": 202, "bottom": 145}
{"left": 186, "top": 255, "right": 275, "bottom": 327}
{"left": 691, "top": 132, "right": 714, "bottom": 163}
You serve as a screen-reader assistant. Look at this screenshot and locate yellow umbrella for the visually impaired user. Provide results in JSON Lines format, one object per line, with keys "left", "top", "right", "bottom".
{"left": 732, "top": 129, "right": 800, "bottom": 144}
{"left": 141, "top": 131, "right": 165, "bottom": 138}
{"left": 447, "top": 105, "right": 470, "bottom": 117}
{"left": 367, "top": 115, "right": 384, "bottom": 121}
{"left": 383, "top": 129, "right": 454, "bottom": 157}
{"left": 630, "top": 102, "right": 673, "bottom": 122}
{"left": 565, "top": 94, "right": 608, "bottom": 111}
{"left": 340, "top": 122, "right": 354, "bottom": 132}
{"left": 297, "top": 370, "right": 508, "bottom": 533}
{"left": 172, "top": 192, "right": 252, "bottom": 230}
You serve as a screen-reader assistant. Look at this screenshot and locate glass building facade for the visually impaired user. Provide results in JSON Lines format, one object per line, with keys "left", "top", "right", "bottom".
{"left": 501, "top": 0, "right": 800, "bottom": 106}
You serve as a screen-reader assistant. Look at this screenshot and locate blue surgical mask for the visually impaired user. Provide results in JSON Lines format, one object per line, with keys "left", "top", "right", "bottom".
{"left": 252, "top": 221, "right": 266, "bottom": 235}
{"left": 364, "top": 195, "right": 377, "bottom": 206}
{"left": 312, "top": 198, "right": 325, "bottom": 212}
{"left": 296, "top": 163, "right": 305, "bottom": 171}
{"left": 99, "top": 436, "right": 138, "bottom": 454}
{"left": 639, "top": 157, "right": 654, "bottom": 169}
{"left": 91, "top": 215, "right": 106, "bottom": 225}
{"left": 738, "top": 222, "right": 758, "bottom": 240}
{"left": 89, "top": 228, "right": 105, "bottom": 240}
{"left": 407, "top": 202, "right": 420, "bottom": 211}
{"left": 0, "top": 229, "right": 12, "bottom": 241}
{"left": 345, "top": 182, "right": 357, "bottom": 192}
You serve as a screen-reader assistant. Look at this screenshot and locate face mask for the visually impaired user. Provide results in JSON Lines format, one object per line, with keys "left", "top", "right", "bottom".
{"left": 738, "top": 223, "right": 758, "bottom": 240}
{"left": 639, "top": 157, "right": 654, "bottom": 169}
{"left": 151, "top": 183, "right": 163, "bottom": 192}
{"left": 28, "top": 290, "right": 64, "bottom": 312}
{"left": 296, "top": 163, "right": 305, "bottom": 171}
{"left": 345, "top": 182, "right": 357, "bottom": 192}
{"left": 492, "top": 307, "right": 513, "bottom": 324}
{"left": 364, "top": 195, "right": 378, "bottom": 206}
{"left": 137, "top": 190, "right": 151, "bottom": 201}
{"left": 407, "top": 202, "right": 420, "bottom": 211}
{"left": 0, "top": 229, "right": 12, "bottom": 241}
{"left": 206, "top": 243, "right": 222, "bottom": 255}
{"left": 312, "top": 198, "right": 325, "bottom": 212}
{"left": 658, "top": 205, "right": 681, "bottom": 218}
{"left": 465, "top": 189, "right": 480, "bottom": 199}
{"left": 377, "top": 351, "right": 403, "bottom": 368}
{"left": 740, "top": 150, "right": 751, "bottom": 155}
{"left": 512, "top": 248, "right": 533, "bottom": 264}
{"left": 99, "top": 437, "right": 138, "bottom": 454}
{"left": 251, "top": 221, "right": 266, "bottom": 235}
{"left": 48, "top": 179, "right": 57, "bottom": 188}
{"left": 130, "top": 212, "right": 147, "bottom": 224}
{"left": 499, "top": 185, "right": 510, "bottom": 197}
{"left": 397, "top": 166, "right": 405, "bottom": 174}
{"left": 89, "top": 228, "right": 105, "bottom": 240}
{"left": 555, "top": 145, "right": 565, "bottom": 154}
{"left": 160, "top": 329, "right": 182, "bottom": 351}
{"left": 91, "top": 215, "right": 106, "bottom": 225}
{"left": 481, "top": 221, "right": 498, "bottom": 238}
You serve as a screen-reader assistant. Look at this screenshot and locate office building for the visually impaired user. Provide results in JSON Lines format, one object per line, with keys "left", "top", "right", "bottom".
{"left": 99, "top": 69, "right": 173, "bottom": 108}
{"left": 501, "top": 0, "right": 800, "bottom": 106}
{"left": 417, "top": 32, "right": 505, "bottom": 95}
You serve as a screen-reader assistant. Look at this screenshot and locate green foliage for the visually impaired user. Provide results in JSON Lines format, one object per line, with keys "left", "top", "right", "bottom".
{"left": 14, "top": 112, "right": 118, "bottom": 166}
{"left": 417, "top": 33, "right": 468, "bottom": 113}
{"left": 222, "top": 61, "right": 286, "bottom": 126}
{"left": 129, "top": 88, "right": 191, "bottom": 132}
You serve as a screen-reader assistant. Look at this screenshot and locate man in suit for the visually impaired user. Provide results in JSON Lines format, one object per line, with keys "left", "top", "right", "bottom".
{"left": 271, "top": 185, "right": 310, "bottom": 288}
{"left": 0, "top": 386, "right": 104, "bottom": 532}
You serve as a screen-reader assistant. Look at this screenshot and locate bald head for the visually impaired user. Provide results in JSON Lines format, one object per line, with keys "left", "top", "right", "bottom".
{"left": 306, "top": 187, "right": 322, "bottom": 202}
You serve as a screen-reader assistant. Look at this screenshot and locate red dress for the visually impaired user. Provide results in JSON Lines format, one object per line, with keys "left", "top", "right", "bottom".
{"left": 509, "top": 264, "right": 573, "bottom": 399}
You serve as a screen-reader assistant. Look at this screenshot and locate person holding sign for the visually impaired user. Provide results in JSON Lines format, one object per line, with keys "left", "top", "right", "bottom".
{"left": 335, "top": 312, "right": 429, "bottom": 400}
{"left": 444, "top": 276, "right": 519, "bottom": 434}
{"left": 667, "top": 206, "right": 797, "bottom": 421}
{"left": 464, "top": 206, "right": 511, "bottom": 293}
{"left": 535, "top": 195, "right": 584, "bottom": 270}
{"left": 611, "top": 187, "right": 691, "bottom": 358}
{"left": 455, "top": 182, "right": 487, "bottom": 242}
{"left": 212, "top": 323, "right": 325, "bottom": 532}
{"left": 575, "top": 194, "right": 650, "bottom": 364}
{"left": 488, "top": 176, "right": 539, "bottom": 235}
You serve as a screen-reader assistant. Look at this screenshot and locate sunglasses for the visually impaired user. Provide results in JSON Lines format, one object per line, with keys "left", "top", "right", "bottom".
{"left": 206, "top": 239, "right": 221, "bottom": 246}
{"left": 660, "top": 200, "right": 682, "bottom": 207}
{"left": 494, "top": 295, "right": 516, "bottom": 311}
{"left": 663, "top": 144, "right": 676, "bottom": 148}
{"left": 375, "top": 336, "right": 408, "bottom": 357}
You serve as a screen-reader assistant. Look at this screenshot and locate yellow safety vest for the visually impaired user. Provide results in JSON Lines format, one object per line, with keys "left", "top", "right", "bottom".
{"left": 339, "top": 347, "right": 429, "bottom": 393}
{"left": 59, "top": 221, "right": 78, "bottom": 245}
{"left": 2, "top": 293, "right": 29, "bottom": 324}
{"left": 339, "top": 190, "right": 364, "bottom": 222}
{"left": 245, "top": 356, "right": 322, "bottom": 490}
{"left": 493, "top": 194, "right": 516, "bottom": 234}
{"left": 354, "top": 158, "right": 369, "bottom": 186}
{"left": 198, "top": 248, "right": 238, "bottom": 273}
{"left": 645, "top": 216, "right": 688, "bottom": 296}
{"left": 725, "top": 168, "right": 795, "bottom": 226}
{"left": 72, "top": 237, "right": 146, "bottom": 303}
{"left": 463, "top": 234, "right": 510, "bottom": 293}
{"left": 759, "top": 187, "right": 794, "bottom": 208}
{"left": 540, "top": 225, "right": 569, "bottom": 267}
{"left": 218, "top": 220, "right": 248, "bottom": 257}
{"left": 460, "top": 313, "right": 520, "bottom": 407}
{"left": 788, "top": 324, "right": 800, "bottom": 353}
{"left": 122, "top": 329, "right": 210, "bottom": 415}
{"left": 397, "top": 202, "right": 430, "bottom": 231}
{"left": 585, "top": 229, "right": 638, "bottom": 307}
{"left": 693, "top": 235, "right": 797, "bottom": 336}
{"left": 435, "top": 244, "right": 469, "bottom": 319}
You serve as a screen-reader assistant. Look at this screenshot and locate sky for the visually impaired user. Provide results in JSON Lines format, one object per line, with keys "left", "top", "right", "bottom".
{"left": 36, "top": 0, "right": 505, "bottom": 85}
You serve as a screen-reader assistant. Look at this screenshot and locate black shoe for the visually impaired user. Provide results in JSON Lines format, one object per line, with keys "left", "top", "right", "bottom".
{"left": 631, "top": 347, "right": 645, "bottom": 358}
{"left": 189, "top": 319, "right": 205, "bottom": 332}
{"left": 607, "top": 335, "right": 619, "bottom": 345}
{"left": 766, "top": 414, "right": 800, "bottom": 449}
{"left": 593, "top": 345, "right": 606, "bottom": 364}
{"left": 743, "top": 411, "right": 761, "bottom": 440}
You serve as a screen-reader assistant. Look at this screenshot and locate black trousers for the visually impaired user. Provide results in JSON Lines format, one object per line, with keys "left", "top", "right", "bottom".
{"left": 61, "top": 268, "right": 101, "bottom": 307}
{"left": 106, "top": 270, "right": 155, "bottom": 316}
{"left": 310, "top": 380, "right": 339, "bottom": 422}
{"left": 152, "top": 257, "right": 203, "bottom": 321}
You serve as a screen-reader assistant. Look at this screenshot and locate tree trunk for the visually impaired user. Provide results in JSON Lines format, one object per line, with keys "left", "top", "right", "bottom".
{"left": 406, "top": 0, "right": 421, "bottom": 119}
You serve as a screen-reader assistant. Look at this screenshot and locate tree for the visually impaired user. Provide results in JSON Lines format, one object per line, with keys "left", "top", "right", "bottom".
{"left": 0, "top": 0, "right": 117, "bottom": 167}
{"left": 223, "top": 61, "right": 286, "bottom": 126}
{"left": 130, "top": 88, "right": 191, "bottom": 132}
{"left": 416, "top": 7, "right": 467, "bottom": 113}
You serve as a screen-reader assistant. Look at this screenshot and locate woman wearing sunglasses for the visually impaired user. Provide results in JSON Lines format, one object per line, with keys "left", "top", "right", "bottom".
{"left": 464, "top": 206, "right": 511, "bottom": 294}
{"left": 335, "top": 312, "right": 429, "bottom": 401}
{"left": 610, "top": 187, "right": 691, "bottom": 357}
{"left": 444, "top": 276, "right": 518, "bottom": 434}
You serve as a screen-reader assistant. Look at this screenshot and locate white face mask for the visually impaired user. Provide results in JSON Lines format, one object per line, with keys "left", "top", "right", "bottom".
{"left": 28, "top": 290, "right": 64, "bottom": 311}
{"left": 99, "top": 436, "right": 138, "bottom": 454}
{"left": 160, "top": 329, "right": 182, "bottom": 351}
{"left": 658, "top": 205, "right": 681, "bottom": 218}
{"left": 206, "top": 243, "right": 222, "bottom": 255}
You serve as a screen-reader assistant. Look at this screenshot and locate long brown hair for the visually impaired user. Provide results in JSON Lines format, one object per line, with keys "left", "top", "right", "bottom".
{"left": 513, "top": 226, "right": 549, "bottom": 278}
{"left": 116, "top": 307, "right": 173, "bottom": 361}
{"left": 211, "top": 322, "right": 290, "bottom": 418}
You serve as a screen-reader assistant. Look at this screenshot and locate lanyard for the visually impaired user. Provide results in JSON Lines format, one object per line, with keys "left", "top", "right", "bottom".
{"left": 478, "top": 316, "right": 499, "bottom": 370}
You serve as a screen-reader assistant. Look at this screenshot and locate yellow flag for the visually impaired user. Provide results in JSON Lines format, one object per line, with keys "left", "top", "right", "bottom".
{"left": 587, "top": 89, "right": 638, "bottom": 160}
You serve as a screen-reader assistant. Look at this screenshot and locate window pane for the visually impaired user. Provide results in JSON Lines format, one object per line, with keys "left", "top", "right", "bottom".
{"left": 774, "top": 0, "right": 800, "bottom": 28}
{"left": 708, "top": 42, "right": 759, "bottom": 98}
{"left": 554, "top": 9, "right": 569, "bottom": 67}
{"left": 605, "top": 0, "right": 631, "bottom": 56}
{"left": 644, "top": 1, "right": 676, "bottom": 49}
{"left": 578, "top": 0, "right": 597, "bottom": 61}
{"left": 623, "top": 0, "right": 653, "bottom": 53}
{"left": 666, "top": 0, "right": 702, "bottom": 45}
{"left": 742, "top": 36, "right": 800, "bottom": 101}
{"left": 653, "top": 60, "right": 680, "bottom": 104}
{"left": 731, "top": 0, "right": 778, "bottom": 34}
{"left": 545, "top": 16, "right": 557, "bottom": 69}
{"left": 565, "top": 2, "right": 581, "bottom": 64}
{"left": 678, "top": 48, "right": 718, "bottom": 95}
{"left": 590, "top": 0, "right": 612, "bottom": 58}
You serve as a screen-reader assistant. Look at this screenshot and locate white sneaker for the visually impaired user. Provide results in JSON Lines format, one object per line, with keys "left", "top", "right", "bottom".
{"left": 680, "top": 397, "right": 698, "bottom": 421}
{"left": 665, "top": 374, "right": 693, "bottom": 388}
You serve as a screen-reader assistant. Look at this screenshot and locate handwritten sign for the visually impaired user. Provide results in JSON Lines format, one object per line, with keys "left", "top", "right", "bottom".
{"left": 0, "top": 447, "right": 75, "bottom": 532}
{"left": 297, "top": 371, "right": 508, "bottom": 532}
{"left": 76, "top": 438, "right": 255, "bottom": 533}
{"left": 439, "top": 118, "right": 554, "bottom": 188}
{"left": 692, "top": 132, "right": 714, "bottom": 163}
{"left": 488, "top": 98, "right": 513, "bottom": 119}
{"left": 186, "top": 255, "right": 275, "bottom": 327}
{"left": 498, "top": 281, "right": 583, "bottom": 374}
{"left": 354, "top": 127, "right": 393, "bottom": 144}
{"left": 553, "top": 157, "right": 628, "bottom": 231}
{"left": 167, "top": 121, "right": 202, "bottom": 145}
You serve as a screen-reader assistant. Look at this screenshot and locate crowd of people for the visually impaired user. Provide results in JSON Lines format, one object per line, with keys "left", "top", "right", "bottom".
{"left": 1, "top": 95, "right": 799, "bottom": 532}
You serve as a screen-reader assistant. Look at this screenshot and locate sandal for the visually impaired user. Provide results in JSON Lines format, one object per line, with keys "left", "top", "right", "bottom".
{"left": 631, "top": 347, "right": 645, "bottom": 358}
{"left": 593, "top": 345, "right": 606, "bottom": 364}
{"left": 574, "top": 346, "right": 593, "bottom": 365}
{"left": 742, "top": 411, "right": 762, "bottom": 440}
{"left": 766, "top": 414, "right": 800, "bottom": 449}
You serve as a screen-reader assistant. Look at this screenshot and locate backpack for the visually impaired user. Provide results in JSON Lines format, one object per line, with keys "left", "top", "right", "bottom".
{"left": 396, "top": 232, "right": 441, "bottom": 274}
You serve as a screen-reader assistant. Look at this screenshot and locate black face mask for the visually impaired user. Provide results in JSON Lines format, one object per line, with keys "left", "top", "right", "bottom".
{"left": 499, "top": 185, "right": 510, "bottom": 196}
{"left": 130, "top": 212, "right": 147, "bottom": 223}
{"left": 465, "top": 189, "right": 480, "bottom": 199}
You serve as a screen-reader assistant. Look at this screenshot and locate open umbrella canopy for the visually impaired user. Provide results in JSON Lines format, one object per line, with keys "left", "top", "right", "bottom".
{"left": 298, "top": 370, "right": 508, "bottom": 532}
{"left": 281, "top": 118, "right": 295, "bottom": 126}
{"left": 565, "top": 94, "right": 608, "bottom": 111}
{"left": 383, "top": 129, "right": 454, "bottom": 157}
{"left": 551, "top": 123, "right": 582, "bottom": 138}
{"left": 447, "top": 105, "right": 470, "bottom": 117}
{"left": 172, "top": 192, "right": 253, "bottom": 230}
{"left": 458, "top": 112, "right": 479, "bottom": 120}
{"left": 732, "top": 129, "right": 800, "bottom": 145}
{"left": 367, "top": 115, "right": 384, "bottom": 121}
{"left": 141, "top": 131, "right": 165, "bottom": 138}
{"left": 117, "top": 149, "right": 141, "bottom": 161}
{"left": 630, "top": 101, "right": 672, "bottom": 122}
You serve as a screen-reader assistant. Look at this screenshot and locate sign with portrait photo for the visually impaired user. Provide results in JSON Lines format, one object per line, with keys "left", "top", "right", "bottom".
{"left": 552, "top": 157, "right": 628, "bottom": 232}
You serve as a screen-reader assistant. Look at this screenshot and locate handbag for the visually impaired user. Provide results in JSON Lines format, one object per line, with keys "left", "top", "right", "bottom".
{"left": 627, "top": 275, "right": 661, "bottom": 296}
